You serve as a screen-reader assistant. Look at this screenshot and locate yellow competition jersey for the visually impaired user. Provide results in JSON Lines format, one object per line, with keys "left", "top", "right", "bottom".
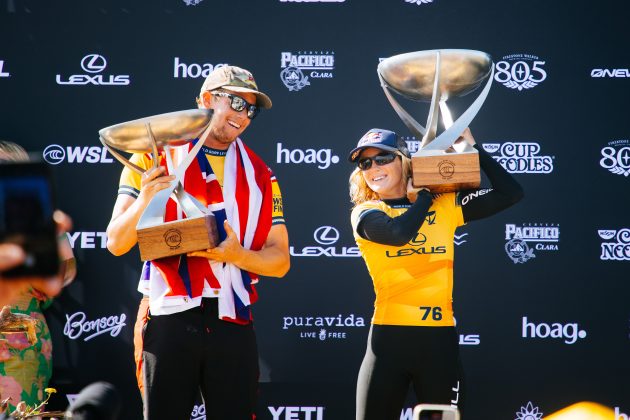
{"left": 351, "top": 193, "right": 464, "bottom": 326}
{"left": 118, "top": 146, "right": 285, "bottom": 225}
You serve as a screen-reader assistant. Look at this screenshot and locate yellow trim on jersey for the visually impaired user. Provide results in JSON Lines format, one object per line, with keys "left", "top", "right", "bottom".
{"left": 351, "top": 193, "right": 464, "bottom": 327}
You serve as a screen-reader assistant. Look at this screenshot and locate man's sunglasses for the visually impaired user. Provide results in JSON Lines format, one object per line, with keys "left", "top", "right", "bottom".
{"left": 213, "top": 91, "right": 259, "bottom": 119}
{"left": 357, "top": 151, "right": 399, "bottom": 171}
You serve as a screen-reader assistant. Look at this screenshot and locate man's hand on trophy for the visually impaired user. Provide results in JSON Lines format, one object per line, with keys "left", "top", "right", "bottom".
{"left": 450, "top": 127, "right": 476, "bottom": 153}
{"left": 138, "top": 167, "right": 175, "bottom": 204}
{"left": 188, "top": 220, "right": 244, "bottom": 265}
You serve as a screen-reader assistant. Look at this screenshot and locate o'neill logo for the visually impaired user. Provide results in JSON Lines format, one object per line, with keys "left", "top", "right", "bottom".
{"left": 0, "top": 60, "right": 10, "bottom": 78}
{"left": 280, "top": 51, "right": 334, "bottom": 91}
{"left": 43, "top": 144, "right": 113, "bottom": 165}
{"left": 494, "top": 53, "right": 547, "bottom": 91}
{"left": 283, "top": 314, "right": 366, "bottom": 341}
{"left": 591, "top": 68, "right": 630, "bottom": 78}
{"left": 505, "top": 223, "right": 559, "bottom": 263}
{"left": 599, "top": 229, "right": 630, "bottom": 261}
{"left": 56, "top": 54, "right": 130, "bottom": 86}
{"left": 600, "top": 139, "right": 630, "bottom": 177}
{"left": 515, "top": 402, "right": 542, "bottom": 420}
{"left": 482, "top": 142, "right": 554, "bottom": 174}
{"left": 290, "top": 226, "right": 360, "bottom": 257}
{"left": 63, "top": 311, "right": 127, "bottom": 341}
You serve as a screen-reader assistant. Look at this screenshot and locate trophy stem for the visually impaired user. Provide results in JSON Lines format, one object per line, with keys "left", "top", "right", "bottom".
{"left": 420, "top": 51, "right": 443, "bottom": 150}
{"left": 378, "top": 73, "right": 427, "bottom": 139}
{"left": 145, "top": 122, "right": 161, "bottom": 171}
{"left": 439, "top": 100, "right": 454, "bottom": 129}
{"left": 100, "top": 140, "right": 146, "bottom": 175}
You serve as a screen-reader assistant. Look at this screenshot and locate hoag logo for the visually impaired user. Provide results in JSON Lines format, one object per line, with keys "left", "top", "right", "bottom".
{"left": 0, "top": 60, "right": 10, "bottom": 78}
{"left": 494, "top": 53, "right": 547, "bottom": 91}
{"left": 600, "top": 139, "right": 630, "bottom": 177}
{"left": 521, "top": 316, "right": 586, "bottom": 345}
{"left": 56, "top": 54, "right": 130, "bottom": 86}
{"left": 43, "top": 144, "right": 113, "bottom": 165}
{"left": 291, "top": 226, "right": 359, "bottom": 257}
{"left": 173, "top": 57, "right": 227, "bottom": 78}
{"left": 276, "top": 143, "right": 339, "bottom": 169}
{"left": 599, "top": 228, "right": 630, "bottom": 261}
{"left": 504, "top": 223, "right": 559, "bottom": 263}
{"left": 280, "top": 51, "right": 335, "bottom": 91}
{"left": 483, "top": 142, "right": 554, "bottom": 174}
{"left": 269, "top": 407, "right": 324, "bottom": 420}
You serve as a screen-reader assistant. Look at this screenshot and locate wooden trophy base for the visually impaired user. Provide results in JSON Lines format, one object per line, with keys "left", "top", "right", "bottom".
{"left": 411, "top": 149, "right": 480, "bottom": 193}
{"left": 137, "top": 214, "right": 219, "bottom": 261}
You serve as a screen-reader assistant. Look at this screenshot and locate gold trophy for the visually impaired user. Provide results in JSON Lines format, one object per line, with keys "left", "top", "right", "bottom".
{"left": 100, "top": 109, "right": 218, "bottom": 261}
{"left": 378, "top": 49, "right": 494, "bottom": 192}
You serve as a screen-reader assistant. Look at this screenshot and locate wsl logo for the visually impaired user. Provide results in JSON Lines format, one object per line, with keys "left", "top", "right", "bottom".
{"left": 290, "top": 226, "right": 360, "bottom": 257}
{"left": 56, "top": 54, "right": 130, "bottom": 86}
{"left": 599, "top": 229, "right": 630, "bottom": 261}
{"left": 505, "top": 223, "right": 559, "bottom": 264}
{"left": 515, "top": 402, "right": 542, "bottom": 420}
{"left": 43, "top": 144, "right": 113, "bottom": 165}
{"left": 280, "top": 51, "right": 334, "bottom": 91}
{"left": 482, "top": 142, "right": 554, "bottom": 174}
{"left": 494, "top": 54, "right": 547, "bottom": 91}
{"left": 600, "top": 139, "right": 630, "bottom": 177}
{"left": 276, "top": 142, "right": 339, "bottom": 169}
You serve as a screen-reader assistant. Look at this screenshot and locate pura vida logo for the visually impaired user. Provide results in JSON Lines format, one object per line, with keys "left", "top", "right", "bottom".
{"left": 482, "top": 142, "right": 554, "bottom": 174}
{"left": 504, "top": 223, "right": 560, "bottom": 264}
{"left": 56, "top": 54, "right": 130, "bottom": 86}
{"left": 600, "top": 139, "right": 630, "bottom": 177}
{"left": 282, "top": 313, "right": 366, "bottom": 341}
{"left": 598, "top": 229, "right": 630, "bottom": 261}
{"left": 280, "top": 51, "right": 335, "bottom": 91}
{"left": 494, "top": 54, "right": 547, "bottom": 91}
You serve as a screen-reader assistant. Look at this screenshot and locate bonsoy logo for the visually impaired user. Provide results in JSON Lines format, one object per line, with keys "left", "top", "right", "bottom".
{"left": 56, "top": 54, "right": 130, "bottom": 86}
{"left": 599, "top": 228, "right": 630, "bottom": 261}
{"left": 43, "top": 144, "right": 113, "bottom": 165}
{"left": 482, "top": 142, "right": 554, "bottom": 174}
{"left": 280, "top": 51, "right": 334, "bottom": 91}
{"left": 521, "top": 317, "right": 586, "bottom": 345}
{"left": 600, "top": 139, "right": 630, "bottom": 177}
{"left": 504, "top": 223, "right": 559, "bottom": 263}
{"left": 63, "top": 311, "right": 127, "bottom": 342}
{"left": 494, "top": 53, "right": 547, "bottom": 91}
{"left": 276, "top": 142, "right": 339, "bottom": 169}
{"left": 290, "top": 226, "right": 359, "bottom": 257}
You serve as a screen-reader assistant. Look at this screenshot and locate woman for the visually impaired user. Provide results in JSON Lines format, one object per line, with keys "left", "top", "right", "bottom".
{"left": 349, "top": 128, "right": 523, "bottom": 420}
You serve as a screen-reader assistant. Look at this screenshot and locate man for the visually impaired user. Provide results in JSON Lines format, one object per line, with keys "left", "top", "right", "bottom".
{"left": 106, "top": 66, "right": 290, "bottom": 420}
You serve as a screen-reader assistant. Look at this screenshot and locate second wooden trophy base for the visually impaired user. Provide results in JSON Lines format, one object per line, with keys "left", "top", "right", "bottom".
{"left": 412, "top": 149, "right": 480, "bottom": 193}
{"left": 137, "top": 214, "right": 219, "bottom": 261}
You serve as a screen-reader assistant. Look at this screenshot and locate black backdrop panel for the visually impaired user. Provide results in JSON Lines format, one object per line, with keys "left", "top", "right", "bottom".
{"left": 1, "top": 1, "right": 629, "bottom": 419}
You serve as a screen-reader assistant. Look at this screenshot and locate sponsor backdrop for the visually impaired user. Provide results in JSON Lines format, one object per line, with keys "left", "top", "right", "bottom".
{"left": 1, "top": 1, "right": 629, "bottom": 419}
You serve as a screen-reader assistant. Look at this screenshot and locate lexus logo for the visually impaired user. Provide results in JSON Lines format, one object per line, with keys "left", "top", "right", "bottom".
{"left": 313, "top": 226, "right": 340, "bottom": 245}
{"left": 80, "top": 54, "right": 107, "bottom": 73}
{"left": 43, "top": 144, "right": 65, "bottom": 165}
{"left": 409, "top": 233, "right": 427, "bottom": 246}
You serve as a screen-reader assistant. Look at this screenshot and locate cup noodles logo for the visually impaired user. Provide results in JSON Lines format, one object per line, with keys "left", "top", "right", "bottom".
{"left": 599, "top": 229, "right": 630, "bottom": 261}
{"left": 482, "top": 142, "right": 554, "bottom": 174}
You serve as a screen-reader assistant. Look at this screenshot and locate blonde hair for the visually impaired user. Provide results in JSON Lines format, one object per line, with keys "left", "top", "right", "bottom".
{"left": 349, "top": 153, "right": 412, "bottom": 207}
{"left": 0, "top": 141, "right": 28, "bottom": 162}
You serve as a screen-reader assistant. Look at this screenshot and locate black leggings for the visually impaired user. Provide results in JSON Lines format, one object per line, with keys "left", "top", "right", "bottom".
{"left": 142, "top": 299, "right": 258, "bottom": 420}
{"left": 356, "top": 325, "right": 464, "bottom": 420}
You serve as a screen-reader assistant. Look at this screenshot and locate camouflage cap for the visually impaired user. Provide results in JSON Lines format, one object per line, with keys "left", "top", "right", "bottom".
{"left": 199, "top": 65, "right": 272, "bottom": 109}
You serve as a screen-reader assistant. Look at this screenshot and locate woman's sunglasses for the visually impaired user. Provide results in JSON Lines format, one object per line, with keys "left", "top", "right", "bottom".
{"left": 357, "top": 152, "right": 398, "bottom": 171}
{"left": 213, "top": 91, "right": 260, "bottom": 119}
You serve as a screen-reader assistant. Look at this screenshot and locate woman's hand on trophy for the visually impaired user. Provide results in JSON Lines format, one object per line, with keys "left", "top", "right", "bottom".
{"left": 188, "top": 220, "right": 244, "bottom": 265}
{"left": 406, "top": 179, "right": 431, "bottom": 203}
{"left": 138, "top": 167, "right": 175, "bottom": 204}
{"left": 451, "top": 127, "right": 476, "bottom": 153}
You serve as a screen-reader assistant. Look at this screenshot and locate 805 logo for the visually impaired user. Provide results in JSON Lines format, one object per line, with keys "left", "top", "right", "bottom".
{"left": 600, "top": 139, "right": 630, "bottom": 177}
{"left": 494, "top": 54, "right": 547, "bottom": 91}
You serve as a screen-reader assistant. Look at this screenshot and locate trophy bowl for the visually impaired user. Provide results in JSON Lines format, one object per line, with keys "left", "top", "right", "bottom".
{"left": 99, "top": 109, "right": 213, "bottom": 154}
{"left": 378, "top": 49, "right": 492, "bottom": 102}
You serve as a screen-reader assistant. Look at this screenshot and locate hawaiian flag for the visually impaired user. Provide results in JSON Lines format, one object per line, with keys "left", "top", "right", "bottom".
{"left": 145, "top": 138, "right": 272, "bottom": 324}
